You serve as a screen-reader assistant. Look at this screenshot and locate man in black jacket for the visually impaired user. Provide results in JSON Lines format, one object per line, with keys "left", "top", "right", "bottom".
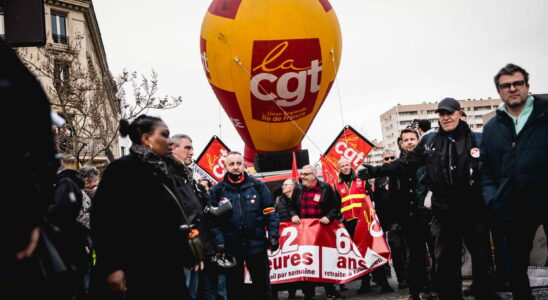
{"left": 361, "top": 98, "right": 497, "bottom": 300}
{"left": 373, "top": 129, "right": 432, "bottom": 300}
{"left": 172, "top": 133, "right": 215, "bottom": 299}
{"left": 480, "top": 64, "right": 548, "bottom": 300}
{"left": 209, "top": 152, "right": 279, "bottom": 300}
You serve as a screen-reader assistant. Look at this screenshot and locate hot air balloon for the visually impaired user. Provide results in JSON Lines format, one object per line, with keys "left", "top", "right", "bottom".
{"left": 200, "top": 0, "right": 342, "bottom": 165}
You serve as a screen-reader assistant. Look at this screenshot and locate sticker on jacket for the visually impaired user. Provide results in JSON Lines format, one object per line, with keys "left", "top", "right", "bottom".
{"left": 470, "top": 148, "right": 480, "bottom": 158}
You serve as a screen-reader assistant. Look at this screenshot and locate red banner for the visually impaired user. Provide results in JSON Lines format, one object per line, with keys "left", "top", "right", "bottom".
{"left": 353, "top": 194, "right": 392, "bottom": 262}
{"left": 195, "top": 136, "right": 231, "bottom": 183}
{"left": 323, "top": 125, "right": 375, "bottom": 172}
{"left": 245, "top": 219, "right": 390, "bottom": 284}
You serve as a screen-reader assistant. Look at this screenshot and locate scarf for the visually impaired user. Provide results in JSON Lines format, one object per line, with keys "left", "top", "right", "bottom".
{"left": 130, "top": 144, "right": 170, "bottom": 177}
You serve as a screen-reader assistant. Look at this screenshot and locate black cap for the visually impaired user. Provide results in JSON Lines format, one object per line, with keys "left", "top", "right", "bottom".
{"left": 435, "top": 97, "right": 461, "bottom": 113}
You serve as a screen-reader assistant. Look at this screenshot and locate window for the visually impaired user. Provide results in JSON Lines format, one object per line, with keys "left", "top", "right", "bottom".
{"left": 54, "top": 60, "right": 70, "bottom": 88}
{"left": 399, "top": 120, "right": 412, "bottom": 125}
{"left": 473, "top": 106, "right": 491, "bottom": 111}
{"left": 398, "top": 111, "right": 418, "bottom": 117}
{"left": 51, "top": 11, "right": 67, "bottom": 44}
{"left": 427, "top": 110, "right": 436, "bottom": 114}
{"left": 0, "top": 11, "right": 5, "bottom": 40}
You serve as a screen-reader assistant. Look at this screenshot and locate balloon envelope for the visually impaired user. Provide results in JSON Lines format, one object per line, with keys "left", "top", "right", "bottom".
{"left": 200, "top": 0, "right": 342, "bottom": 163}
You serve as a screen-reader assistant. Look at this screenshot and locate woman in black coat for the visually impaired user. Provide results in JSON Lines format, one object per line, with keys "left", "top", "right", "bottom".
{"left": 91, "top": 115, "right": 204, "bottom": 299}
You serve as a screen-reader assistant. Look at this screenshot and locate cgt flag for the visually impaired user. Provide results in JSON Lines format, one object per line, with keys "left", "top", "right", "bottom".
{"left": 320, "top": 154, "right": 339, "bottom": 186}
{"left": 324, "top": 125, "right": 375, "bottom": 172}
{"left": 352, "top": 192, "right": 391, "bottom": 265}
{"left": 195, "top": 136, "right": 231, "bottom": 183}
{"left": 291, "top": 151, "right": 299, "bottom": 180}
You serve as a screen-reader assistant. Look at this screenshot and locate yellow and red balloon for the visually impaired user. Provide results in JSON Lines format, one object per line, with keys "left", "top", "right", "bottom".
{"left": 200, "top": 0, "right": 342, "bottom": 163}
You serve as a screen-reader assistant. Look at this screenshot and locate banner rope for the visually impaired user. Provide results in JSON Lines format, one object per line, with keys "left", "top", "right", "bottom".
{"left": 233, "top": 57, "right": 324, "bottom": 154}
{"left": 329, "top": 50, "right": 348, "bottom": 147}
{"left": 330, "top": 50, "right": 346, "bottom": 131}
{"left": 218, "top": 102, "right": 222, "bottom": 138}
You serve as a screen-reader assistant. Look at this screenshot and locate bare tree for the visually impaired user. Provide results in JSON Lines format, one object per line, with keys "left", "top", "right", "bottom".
{"left": 17, "top": 34, "right": 182, "bottom": 168}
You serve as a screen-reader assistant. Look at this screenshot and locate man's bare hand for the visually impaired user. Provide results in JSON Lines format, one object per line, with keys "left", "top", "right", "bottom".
{"left": 319, "top": 217, "right": 330, "bottom": 225}
{"left": 107, "top": 270, "right": 127, "bottom": 296}
{"left": 15, "top": 227, "right": 39, "bottom": 260}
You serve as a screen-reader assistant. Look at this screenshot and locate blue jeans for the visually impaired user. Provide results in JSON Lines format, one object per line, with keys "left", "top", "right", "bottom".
{"left": 184, "top": 269, "right": 199, "bottom": 299}
{"left": 199, "top": 267, "right": 227, "bottom": 300}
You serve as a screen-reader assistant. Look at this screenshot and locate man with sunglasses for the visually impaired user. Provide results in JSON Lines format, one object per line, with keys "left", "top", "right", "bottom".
{"left": 360, "top": 98, "right": 497, "bottom": 300}
{"left": 480, "top": 64, "right": 548, "bottom": 300}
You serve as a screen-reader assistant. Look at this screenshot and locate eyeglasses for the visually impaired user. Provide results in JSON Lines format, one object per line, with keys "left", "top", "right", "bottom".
{"left": 282, "top": 183, "right": 295, "bottom": 187}
{"left": 498, "top": 80, "right": 526, "bottom": 91}
{"left": 383, "top": 156, "right": 396, "bottom": 161}
{"left": 301, "top": 172, "right": 313, "bottom": 176}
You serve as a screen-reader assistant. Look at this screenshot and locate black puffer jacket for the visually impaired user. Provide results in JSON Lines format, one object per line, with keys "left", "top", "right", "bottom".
{"left": 480, "top": 96, "right": 548, "bottom": 220}
{"left": 371, "top": 121, "right": 485, "bottom": 217}
{"left": 275, "top": 194, "right": 292, "bottom": 222}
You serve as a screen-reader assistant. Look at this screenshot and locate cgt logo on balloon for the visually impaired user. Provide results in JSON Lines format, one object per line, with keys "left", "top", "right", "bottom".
{"left": 250, "top": 39, "right": 322, "bottom": 123}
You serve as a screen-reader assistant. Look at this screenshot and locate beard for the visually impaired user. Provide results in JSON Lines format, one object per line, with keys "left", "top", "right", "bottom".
{"left": 228, "top": 172, "right": 242, "bottom": 181}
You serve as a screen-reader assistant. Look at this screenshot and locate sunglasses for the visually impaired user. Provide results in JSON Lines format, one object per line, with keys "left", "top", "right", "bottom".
{"left": 383, "top": 156, "right": 396, "bottom": 161}
{"left": 498, "top": 80, "right": 526, "bottom": 90}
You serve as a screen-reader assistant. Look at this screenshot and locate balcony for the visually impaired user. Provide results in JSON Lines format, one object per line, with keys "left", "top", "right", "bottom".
{"left": 52, "top": 33, "right": 68, "bottom": 45}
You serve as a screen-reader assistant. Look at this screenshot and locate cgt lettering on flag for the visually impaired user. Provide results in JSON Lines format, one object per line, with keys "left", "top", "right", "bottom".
{"left": 195, "top": 136, "right": 231, "bottom": 182}
{"left": 324, "top": 125, "right": 375, "bottom": 168}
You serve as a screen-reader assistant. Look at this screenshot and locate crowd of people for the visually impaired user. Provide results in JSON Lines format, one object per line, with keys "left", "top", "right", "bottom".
{"left": 2, "top": 35, "right": 547, "bottom": 300}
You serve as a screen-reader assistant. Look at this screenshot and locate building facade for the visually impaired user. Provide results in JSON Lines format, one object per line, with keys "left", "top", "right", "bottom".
{"left": 380, "top": 98, "right": 501, "bottom": 153}
{"left": 364, "top": 139, "right": 385, "bottom": 166}
{"left": 2, "top": 0, "right": 120, "bottom": 168}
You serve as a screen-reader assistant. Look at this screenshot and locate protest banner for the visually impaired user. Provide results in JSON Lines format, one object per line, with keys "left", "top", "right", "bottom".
{"left": 245, "top": 219, "right": 389, "bottom": 284}
{"left": 195, "top": 136, "right": 230, "bottom": 183}
{"left": 323, "top": 125, "right": 375, "bottom": 172}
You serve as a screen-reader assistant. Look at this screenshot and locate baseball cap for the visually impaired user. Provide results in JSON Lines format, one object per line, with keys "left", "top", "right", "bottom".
{"left": 435, "top": 97, "right": 461, "bottom": 113}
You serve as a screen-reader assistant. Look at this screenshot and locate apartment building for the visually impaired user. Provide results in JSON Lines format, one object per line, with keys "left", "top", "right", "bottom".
{"left": 380, "top": 98, "right": 501, "bottom": 152}
{"left": 1, "top": 0, "right": 120, "bottom": 168}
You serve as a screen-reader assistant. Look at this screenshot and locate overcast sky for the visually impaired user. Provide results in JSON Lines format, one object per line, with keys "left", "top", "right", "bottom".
{"left": 93, "top": 0, "right": 548, "bottom": 162}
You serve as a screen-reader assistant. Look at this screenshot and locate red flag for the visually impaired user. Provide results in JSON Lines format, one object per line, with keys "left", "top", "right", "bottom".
{"left": 320, "top": 155, "right": 339, "bottom": 186}
{"left": 291, "top": 151, "right": 299, "bottom": 180}
{"left": 324, "top": 125, "right": 375, "bottom": 171}
{"left": 195, "top": 136, "right": 231, "bottom": 182}
{"left": 353, "top": 193, "right": 391, "bottom": 265}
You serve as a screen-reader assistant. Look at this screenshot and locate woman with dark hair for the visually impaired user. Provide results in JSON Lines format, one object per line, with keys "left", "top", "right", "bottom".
{"left": 91, "top": 115, "right": 205, "bottom": 299}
